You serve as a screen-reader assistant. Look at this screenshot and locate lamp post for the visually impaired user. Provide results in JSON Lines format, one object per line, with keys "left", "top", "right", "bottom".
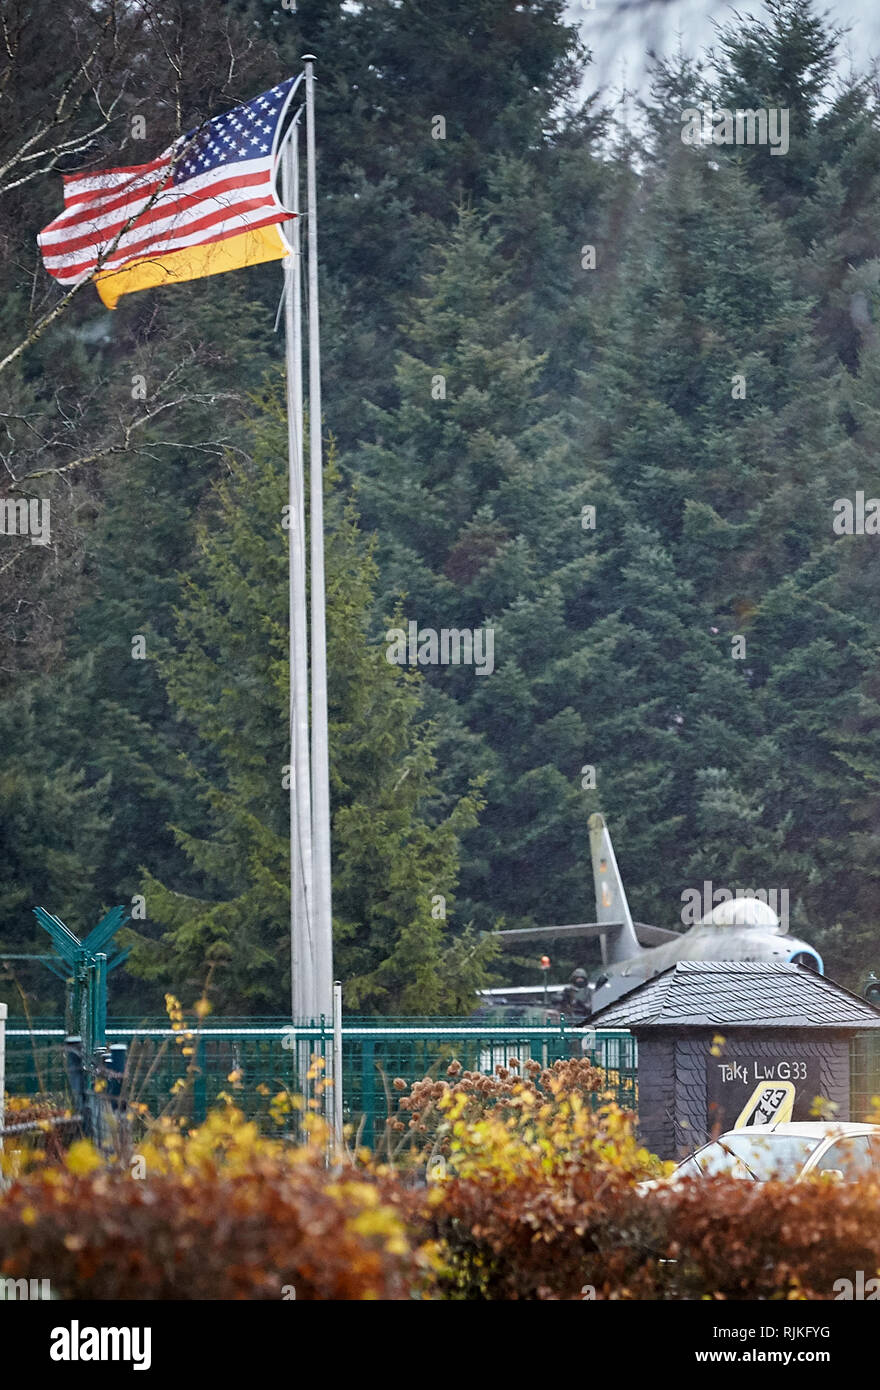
{"left": 540, "top": 954, "right": 551, "bottom": 1015}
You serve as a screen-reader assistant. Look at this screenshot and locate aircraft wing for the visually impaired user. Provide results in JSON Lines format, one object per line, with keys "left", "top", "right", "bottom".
{"left": 477, "top": 985, "right": 567, "bottom": 998}
{"left": 490, "top": 921, "right": 624, "bottom": 946}
{"left": 490, "top": 920, "right": 680, "bottom": 949}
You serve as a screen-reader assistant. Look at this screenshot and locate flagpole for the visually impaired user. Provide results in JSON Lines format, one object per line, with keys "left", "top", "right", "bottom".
{"left": 303, "top": 55, "right": 334, "bottom": 1026}
{"left": 282, "top": 103, "right": 315, "bottom": 1024}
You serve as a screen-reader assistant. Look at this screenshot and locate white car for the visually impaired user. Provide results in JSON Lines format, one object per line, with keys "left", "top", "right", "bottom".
{"left": 652, "top": 1122, "right": 880, "bottom": 1186}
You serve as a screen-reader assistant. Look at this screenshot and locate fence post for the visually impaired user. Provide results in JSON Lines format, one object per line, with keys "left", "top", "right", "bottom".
{"left": 94, "top": 952, "right": 108, "bottom": 1049}
{"left": 362, "top": 1037, "right": 375, "bottom": 1151}
{"left": 0, "top": 1002, "right": 6, "bottom": 1149}
{"left": 107, "top": 1042, "right": 129, "bottom": 1159}
{"left": 93, "top": 1048, "right": 114, "bottom": 1153}
{"left": 331, "top": 982, "right": 343, "bottom": 1153}
{"left": 194, "top": 1036, "right": 207, "bottom": 1123}
{"left": 64, "top": 1036, "right": 88, "bottom": 1138}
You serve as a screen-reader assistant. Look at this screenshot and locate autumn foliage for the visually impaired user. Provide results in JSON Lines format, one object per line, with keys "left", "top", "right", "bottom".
{"left": 385, "top": 1054, "right": 606, "bottom": 1160}
{"left": 400, "top": 1056, "right": 667, "bottom": 1299}
{"left": 0, "top": 1109, "right": 437, "bottom": 1300}
{"left": 3, "top": 1057, "right": 880, "bottom": 1300}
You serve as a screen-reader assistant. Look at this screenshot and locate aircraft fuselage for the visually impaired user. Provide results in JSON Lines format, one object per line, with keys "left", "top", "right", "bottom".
{"left": 590, "top": 925, "right": 823, "bottom": 1011}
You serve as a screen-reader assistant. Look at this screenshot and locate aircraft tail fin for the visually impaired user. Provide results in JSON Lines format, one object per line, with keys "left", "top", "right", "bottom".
{"left": 589, "top": 813, "right": 642, "bottom": 965}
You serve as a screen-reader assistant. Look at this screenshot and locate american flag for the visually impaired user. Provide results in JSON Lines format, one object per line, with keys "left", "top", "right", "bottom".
{"left": 38, "top": 77, "right": 299, "bottom": 302}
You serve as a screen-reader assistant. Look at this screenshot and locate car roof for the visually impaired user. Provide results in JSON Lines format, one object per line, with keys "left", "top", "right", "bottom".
{"left": 720, "top": 1122, "right": 880, "bottom": 1139}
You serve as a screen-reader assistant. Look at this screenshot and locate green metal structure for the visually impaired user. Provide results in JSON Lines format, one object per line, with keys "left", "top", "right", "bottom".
{"left": 31, "top": 905, "right": 130, "bottom": 1049}
{"left": 1, "top": 906, "right": 130, "bottom": 1140}
{"left": 4, "top": 1017, "right": 638, "bottom": 1147}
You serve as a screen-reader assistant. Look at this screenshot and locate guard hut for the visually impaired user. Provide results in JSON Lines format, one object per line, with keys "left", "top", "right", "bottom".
{"left": 590, "top": 960, "right": 880, "bottom": 1160}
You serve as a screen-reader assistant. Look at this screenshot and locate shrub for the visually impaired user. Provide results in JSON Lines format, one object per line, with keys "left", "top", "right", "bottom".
{"left": 0, "top": 1106, "right": 439, "bottom": 1300}
{"left": 6, "top": 1067, "right": 880, "bottom": 1301}
{"left": 1, "top": 1095, "right": 77, "bottom": 1171}
{"left": 403, "top": 1059, "right": 880, "bottom": 1300}
{"left": 407, "top": 1060, "right": 664, "bottom": 1299}
{"left": 382, "top": 1054, "right": 608, "bottom": 1167}
{"left": 634, "top": 1177, "right": 880, "bottom": 1300}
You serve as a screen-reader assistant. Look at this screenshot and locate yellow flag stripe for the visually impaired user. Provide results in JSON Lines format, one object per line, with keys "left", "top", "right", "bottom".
{"left": 94, "top": 223, "right": 289, "bottom": 309}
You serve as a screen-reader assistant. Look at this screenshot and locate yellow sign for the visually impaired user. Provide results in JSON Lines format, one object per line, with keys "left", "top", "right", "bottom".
{"left": 735, "top": 1081, "right": 796, "bottom": 1129}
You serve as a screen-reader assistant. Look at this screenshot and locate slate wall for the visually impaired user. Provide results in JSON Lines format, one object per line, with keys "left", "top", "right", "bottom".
{"left": 636, "top": 1030, "right": 851, "bottom": 1160}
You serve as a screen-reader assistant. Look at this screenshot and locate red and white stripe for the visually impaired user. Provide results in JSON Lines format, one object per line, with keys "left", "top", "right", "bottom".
{"left": 38, "top": 151, "right": 285, "bottom": 287}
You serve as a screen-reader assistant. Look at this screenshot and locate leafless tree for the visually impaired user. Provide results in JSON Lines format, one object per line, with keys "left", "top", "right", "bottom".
{"left": 0, "top": 0, "right": 279, "bottom": 681}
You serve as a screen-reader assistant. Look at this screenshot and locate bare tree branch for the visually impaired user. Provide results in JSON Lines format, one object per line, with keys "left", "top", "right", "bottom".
{"left": 12, "top": 392, "right": 240, "bottom": 483}
{"left": 0, "top": 120, "right": 208, "bottom": 378}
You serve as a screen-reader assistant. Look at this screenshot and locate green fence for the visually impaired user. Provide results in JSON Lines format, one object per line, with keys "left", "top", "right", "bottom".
{"left": 15, "top": 1020, "right": 880, "bottom": 1141}
{"left": 4, "top": 1018, "right": 638, "bottom": 1147}
{"left": 850, "top": 1030, "right": 880, "bottom": 1121}
{"left": 3, "top": 1030, "right": 68, "bottom": 1101}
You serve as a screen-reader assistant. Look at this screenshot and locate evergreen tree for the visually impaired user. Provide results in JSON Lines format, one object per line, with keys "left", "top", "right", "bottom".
{"left": 0, "top": 681, "right": 112, "bottom": 1013}
{"left": 581, "top": 55, "right": 880, "bottom": 975}
{"left": 124, "top": 387, "right": 493, "bottom": 1013}
{"left": 710, "top": 0, "right": 880, "bottom": 370}
{"left": 222, "top": 0, "right": 594, "bottom": 446}
{"left": 5, "top": 0, "right": 880, "bottom": 1009}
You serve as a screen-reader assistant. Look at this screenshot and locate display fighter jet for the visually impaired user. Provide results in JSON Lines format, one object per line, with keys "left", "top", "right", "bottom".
{"left": 481, "top": 813, "right": 824, "bottom": 1016}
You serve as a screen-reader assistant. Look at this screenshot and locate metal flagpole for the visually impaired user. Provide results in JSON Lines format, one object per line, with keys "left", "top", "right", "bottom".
{"left": 303, "top": 55, "right": 334, "bottom": 1027}
{"left": 281, "top": 97, "right": 315, "bottom": 1025}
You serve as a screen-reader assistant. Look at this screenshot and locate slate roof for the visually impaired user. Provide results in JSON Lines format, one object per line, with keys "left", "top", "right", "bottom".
{"left": 589, "top": 960, "right": 880, "bottom": 1031}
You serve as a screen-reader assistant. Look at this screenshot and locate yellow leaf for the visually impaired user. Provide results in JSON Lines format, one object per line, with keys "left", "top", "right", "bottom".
{"left": 65, "top": 1141, "right": 103, "bottom": 1176}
